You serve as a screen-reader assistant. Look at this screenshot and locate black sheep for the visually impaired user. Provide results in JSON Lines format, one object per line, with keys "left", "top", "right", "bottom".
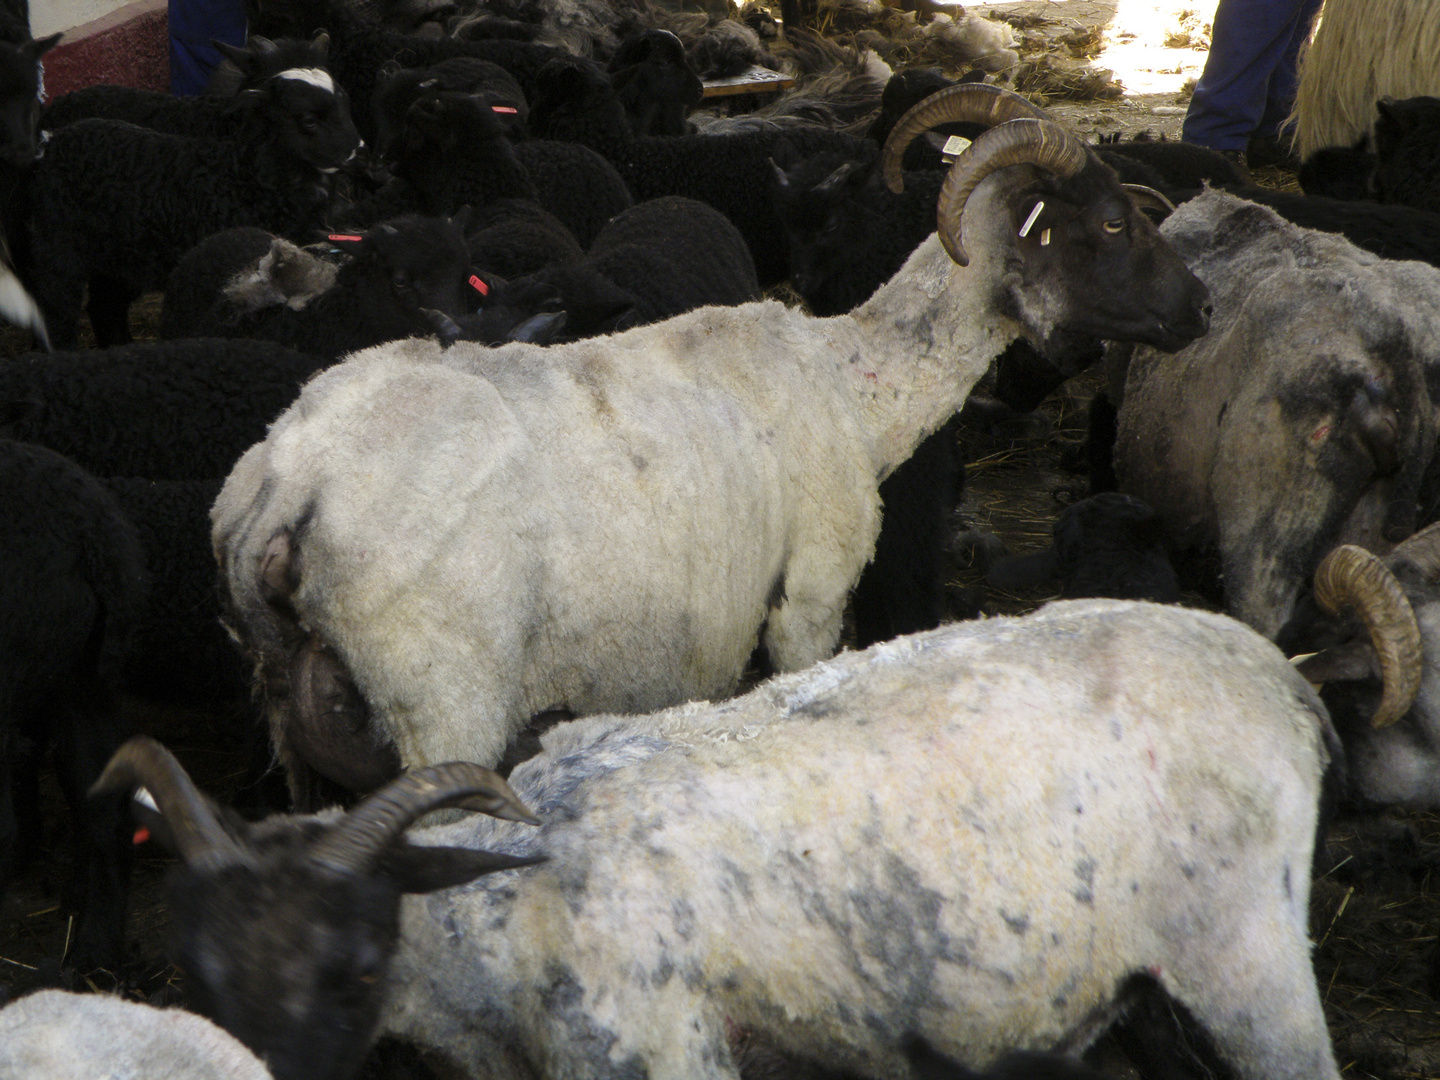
{"left": 528, "top": 53, "right": 876, "bottom": 286}
{"left": 367, "top": 91, "right": 631, "bottom": 246}
{"left": 0, "top": 339, "right": 326, "bottom": 481}
{"left": 1298, "top": 135, "right": 1377, "bottom": 201}
{"left": 0, "top": 436, "right": 148, "bottom": 971}
{"left": 607, "top": 29, "right": 702, "bottom": 137}
{"left": 1372, "top": 94, "right": 1440, "bottom": 214}
{"left": 22, "top": 69, "right": 361, "bottom": 348}
{"left": 1091, "top": 133, "right": 1248, "bottom": 192}
{"left": 39, "top": 32, "right": 333, "bottom": 139}
{"left": 163, "top": 211, "right": 476, "bottom": 359}
{"left": 245, "top": 0, "right": 564, "bottom": 140}
{"left": 466, "top": 198, "right": 582, "bottom": 278}
{"left": 988, "top": 492, "right": 1180, "bottom": 603}
{"left": 456, "top": 195, "right": 759, "bottom": 343}
{"left": 865, "top": 67, "right": 987, "bottom": 173}
{"left": 102, "top": 476, "right": 250, "bottom": 703}
{"left": 370, "top": 54, "right": 529, "bottom": 157}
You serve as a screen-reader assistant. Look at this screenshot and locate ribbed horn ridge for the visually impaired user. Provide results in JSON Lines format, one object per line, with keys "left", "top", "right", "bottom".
{"left": 881, "top": 83, "right": 1048, "bottom": 194}
{"left": 935, "top": 117, "right": 1088, "bottom": 267}
{"left": 89, "top": 736, "right": 248, "bottom": 868}
{"left": 1313, "top": 544, "right": 1424, "bottom": 728}
{"left": 1389, "top": 519, "right": 1440, "bottom": 581}
{"left": 1122, "top": 183, "right": 1176, "bottom": 216}
{"left": 311, "top": 762, "right": 540, "bottom": 874}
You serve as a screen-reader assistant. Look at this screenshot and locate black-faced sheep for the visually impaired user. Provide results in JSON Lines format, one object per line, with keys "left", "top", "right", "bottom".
{"left": 1372, "top": 94, "right": 1440, "bottom": 214}
{"left": 1280, "top": 529, "right": 1440, "bottom": 806}
{"left": 162, "top": 212, "right": 475, "bottom": 359}
{"left": 369, "top": 54, "right": 529, "bottom": 157}
{"left": 0, "top": 990, "right": 273, "bottom": 1079}
{"left": 608, "top": 28, "right": 703, "bottom": 136}
{"left": 0, "top": 339, "right": 327, "bottom": 482}
{"left": 211, "top": 85, "right": 1210, "bottom": 796}
{"left": 987, "top": 492, "right": 1180, "bottom": 604}
{"left": 23, "top": 67, "right": 361, "bottom": 348}
{"left": 38, "top": 32, "right": 333, "bottom": 140}
{"left": 97, "top": 600, "right": 1342, "bottom": 1080}
{"left": 1113, "top": 189, "right": 1440, "bottom": 638}
{"left": 0, "top": 438, "right": 148, "bottom": 971}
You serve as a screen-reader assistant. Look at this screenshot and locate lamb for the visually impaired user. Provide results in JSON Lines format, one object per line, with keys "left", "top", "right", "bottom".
{"left": 22, "top": 63, "right": 361, "bottom": 348}
{"left": 1371, "top": 94, "right": 1440, "bottom": 214}
{"left": 457, "top": 195, "right": 759, "bottom": 343}
{"left": 96, "top": 600, "right": 1342, "bottom": 1080}
{"left": 987, "top": 492, "right": 1180, "bottom": 604}
{"left": 0, "top": 990, "right": 272, "bottom": 1080}
{"left": 608, "top": 28, "right": 703, "bottom": 136}
{"left": 1112, "top": 189, "right": 1440, "bottom": 638}
{"left": 161, "top": 212, "right": 476, "bottom": 359}
{"left": 0, "top": 339, "right": 327, "bottom": 482}
{"left": 39, "top": 33, "right": 333, "bottom": 140}
{"left": 369, "top": 55, "right": 529, "bottom": 157}
{"left": 365, "top": 90, "right": 632, "bottom": 246}
{"left": 0, "top": 437, "right": 148, "bottom": 972}
{"left": 465, "top": 197, "right": 582, "bottom": 278}
{"left": 210, "top": 84, "right": 1210, "bottom": 797}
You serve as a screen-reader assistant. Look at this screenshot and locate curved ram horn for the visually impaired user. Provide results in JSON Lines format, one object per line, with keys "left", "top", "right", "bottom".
{"left": 1313, "top": 544, "right": 1424, "bottom": 727}
{"left": 311, "top": 762, "right": 540, "bottom": 874}
{"left": 934, "top": 117, "right": 1089, "bottom": 267}
{"left": 1388, "top": 519, "right": 1440, "bottom": 582}
{"left": 89, "top": 736, "right": 248, "bottom": 868}
{"left": 1123, "top": 184, "right": 1176, "bottom": 216}
{"left": 881, "top": 83, "right": 1048, "bottom": 195}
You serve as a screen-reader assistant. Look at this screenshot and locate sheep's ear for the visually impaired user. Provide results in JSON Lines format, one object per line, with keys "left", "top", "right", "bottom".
{"left": 1294, "top": 641, "right": 1381, "bottom": 686}
{"left": 310, "top": 30, "right": 331, "bottom": 59}
{"left": 377, "top": 843, "right": 545, "bottom": 894}
{"left": 26, "top": 32, "right": 61, "bottom": 61}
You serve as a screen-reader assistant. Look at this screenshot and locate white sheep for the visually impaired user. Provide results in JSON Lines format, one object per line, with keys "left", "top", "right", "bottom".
{"left": 100, "top": 600, "right": 1340, "bottom": 1080}
{"left": 211, "top": 86, "right": 1211, "bottom": 794}
{"left": 0, "top": 990, "right": 273, "bottom": 1080}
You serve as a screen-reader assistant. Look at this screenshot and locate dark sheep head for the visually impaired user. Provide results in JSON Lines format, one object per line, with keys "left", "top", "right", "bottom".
{"left": 881, "top": 83, "right": 1211, "bottom": 354}
{"left": 236, "top": 61, "right": 362, "bottom": 174}
{"left": 209, "top": 31, "right": 332, "bottom": 96}
{"left": 0, "top": 29, "right": 58, "bottom": 166}
{"left": 608, "top": 29, "right": 703, "bottom": 137}
{"left": 1282, "top": 531, "right": 1440, "bottom": 806}
{"left": 328, "top": 209, "right": 477, "bottom": 324}
{"left": 371, "top": 57, "right": 528, "bottom": 159}
{"left": 89, "top": 737, "right": 543, "bottom": 1080}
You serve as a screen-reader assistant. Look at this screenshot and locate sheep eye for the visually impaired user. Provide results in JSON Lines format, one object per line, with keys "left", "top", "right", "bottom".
{"left": 1103, "top": 219, "right": 1125, "bottom": 235}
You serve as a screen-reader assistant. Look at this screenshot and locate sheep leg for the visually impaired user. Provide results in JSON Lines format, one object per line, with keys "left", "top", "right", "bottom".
{"left": 50, "top": 688, "right": 133, "bottom": 972}
{"left": 86, "top": 274, "right": 138, "bottom": 347}
{"left": 1161, "top": 917, "right": 1340, "bottom": 1080}
{"left": 762, "top": 583, "right": 847, "bottom": 673}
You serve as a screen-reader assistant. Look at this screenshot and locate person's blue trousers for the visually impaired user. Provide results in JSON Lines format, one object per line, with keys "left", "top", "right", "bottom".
{"left": 169, "top": 0, "right": 248, "bottom": 96}
{"left": 1182, "top": 0, "right": 1324, "bottom": 150}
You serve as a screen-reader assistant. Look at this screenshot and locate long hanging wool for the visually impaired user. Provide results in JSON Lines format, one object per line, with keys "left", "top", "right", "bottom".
{"left": 1291, "top": 0, "right": 1440, "bottom": 158}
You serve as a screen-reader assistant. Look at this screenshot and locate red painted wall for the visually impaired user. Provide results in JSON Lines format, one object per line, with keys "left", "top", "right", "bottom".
{"left": 43, "top": 0, "right": 169, "bottom": 99}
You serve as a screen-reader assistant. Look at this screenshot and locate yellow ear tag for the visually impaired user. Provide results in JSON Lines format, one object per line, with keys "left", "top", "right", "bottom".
{"left": 1039, "top": 228, "right": 1051, "bottom": 246}
{"left": 940, "top": 134, "right": 971, "bottom": 164}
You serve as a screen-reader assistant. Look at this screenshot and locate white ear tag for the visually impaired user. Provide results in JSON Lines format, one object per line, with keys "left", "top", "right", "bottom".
{"left": 1039, "top": 228, "right": 1052, "bottom": 246}
{"left": 1018, "top": 200, "right": 1044, "bottom": 238}
{"left": 940, "top": 134, "right": 970, "bottom": 164}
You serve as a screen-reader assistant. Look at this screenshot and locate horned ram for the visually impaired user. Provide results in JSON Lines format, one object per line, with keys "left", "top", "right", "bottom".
{"left": 211, "top": 84, "right": 1211, "bottom": 800}
{"left": 1112, "top": 189, "right": 1440, "bottom": 638}
{"left": 96, "top": 600, "right": 1341, "bottom": 1080}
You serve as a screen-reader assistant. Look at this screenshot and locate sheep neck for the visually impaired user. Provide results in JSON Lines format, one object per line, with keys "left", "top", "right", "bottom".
{"left": 845, "top": 232, "right": 1022, "bottom": 479}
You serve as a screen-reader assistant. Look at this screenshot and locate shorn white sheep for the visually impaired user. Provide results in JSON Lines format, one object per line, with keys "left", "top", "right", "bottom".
{"left": 100, "top": 600, "right": 1339, "bottom": 1080}
{"left": 211, "top": 85, "right": 1211, "bottom": 798}
{"left": 0, "top": 990, "right": 273, "bottom": 1080}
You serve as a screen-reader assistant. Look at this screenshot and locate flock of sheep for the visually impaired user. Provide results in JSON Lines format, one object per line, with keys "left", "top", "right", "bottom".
{"left": 4, "top": 0, "right": 1440, "bottom": 1076}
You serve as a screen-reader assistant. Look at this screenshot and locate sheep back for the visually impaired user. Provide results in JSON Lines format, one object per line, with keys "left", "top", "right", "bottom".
{"left": 213, "top": 313, "right": 881, "bottom": 773}
{"left": 385, "top": 600, "right": 1340, "bottom": 1080}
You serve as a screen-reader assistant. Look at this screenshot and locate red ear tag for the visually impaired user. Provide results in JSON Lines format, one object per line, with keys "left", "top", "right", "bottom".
{"left": 327, "top": 234, "right": 364, "bottom": 242}
{"left": 491, "top": 106, "right": 518, "bottom": 114}
{"left": 132, "top": 827, "right": 151, "bottom": 846}
{"left": 468, "top": 274, "right": 489, "bottom": 296}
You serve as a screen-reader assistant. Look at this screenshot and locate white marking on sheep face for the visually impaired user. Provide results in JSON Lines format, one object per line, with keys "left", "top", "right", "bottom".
{"left": 276, "top": 68, "right": 336, "bottom": 94}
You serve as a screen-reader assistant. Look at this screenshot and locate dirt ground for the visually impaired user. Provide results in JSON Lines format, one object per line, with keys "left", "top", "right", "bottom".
{"left": 4, "top": 1, "right": 1439, "bottom": 1077}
